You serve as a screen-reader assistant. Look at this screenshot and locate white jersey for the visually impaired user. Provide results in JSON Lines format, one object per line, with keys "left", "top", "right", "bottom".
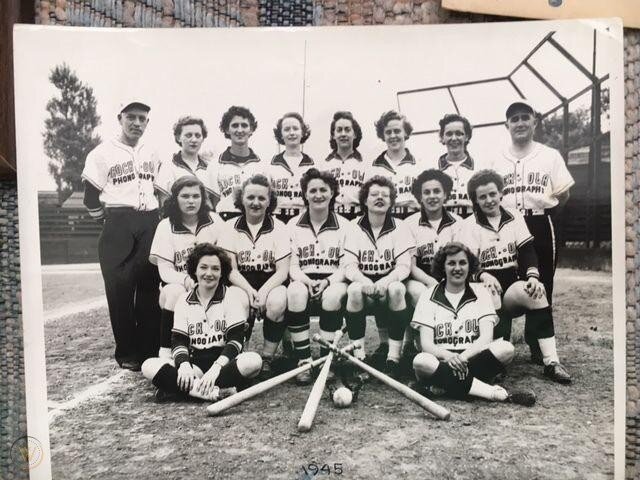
{"left": 367, "top": 150, "right": 421, "bottom": 213}
{"left": 458, "top": 207, "right": 536, "bottom": 275}
{"left": 410, "top": 282, "right": 497, "bottom": 353}
{"left": 82, "top": 137, "right": 159, "bottom": 211}
{"left": 438, "top": 153, "right": 475, "bottom": 217}
{"left": 344, "top": 214, "right": 413, "bottom": 278}
{"left": 266, "top": 151, "right": 315, "bottom": 212}
{"left": 289, "top": 210, "right": 352, "bottom": 276}
{"left": 323, "top": 150, "right": 367, "bottom": 211}
{"left": 172, "top": 285, "right": 245, "bottom": 354}
{"left": 490, "top": 141, "right": 575, "bottom": 214}
{"left": 405, "top": 209, "right": 461, "bottom": 274}
{"left": 206, "top": 147, "right": 262, "bottom": 214}
{"left": 149, "top": 212, "right": 225, "bottom": 276}
{"left": 154, "top": 152, "right": 209, "bottom": 197}
{"left": 218, "top": 215, "right": 290, "bottom": 275}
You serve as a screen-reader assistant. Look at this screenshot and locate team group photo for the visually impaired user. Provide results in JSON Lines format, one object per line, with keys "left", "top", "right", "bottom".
{"left": 14, "top": 20, "right": 621, "bottom": 479}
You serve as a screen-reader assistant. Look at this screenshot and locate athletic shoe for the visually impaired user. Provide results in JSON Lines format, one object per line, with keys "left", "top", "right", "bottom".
{"left": 154, "top": 388, "right": 186, "bottom": 403}
{"left": 120, "top": 360, "right": 141, "bottom": 372}
{"left": 506, "top": 389, "right": 537, "bottom": 407}
{"left": 259, "top": 356, "right": 274, "bottom": 381}
{"left": 408, "top": 380, "right": 432, "bottom": 398}
{"left": 295, "top": 360, "right": 314, "bottom": 385}
{"left": 543, "top": 362, "right": 572, "bottom": 384}
{"left": 370, "top": 343, "right": 389, "bottom": 368}
{"left": 385, "top": 359, "right": 402, "bottom": 380}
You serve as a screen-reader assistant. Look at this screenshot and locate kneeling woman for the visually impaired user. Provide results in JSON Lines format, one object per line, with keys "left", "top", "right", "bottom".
{"left": 286, "top": 168, "right": 351, "bottom": 384}
{"left": 459, "top": 169, "right": 571, "bottom": 384}
{"left": 218, "top": 174, "right": 290, "bottom": 348}
{"left": 149, "top": 175, "right": 225, "bottom": 360}
{"left": 142, "top": 243, "right": 262, "bottom": 401}
{"left": 412, "top": 242, "right": 534, "bottom": 405}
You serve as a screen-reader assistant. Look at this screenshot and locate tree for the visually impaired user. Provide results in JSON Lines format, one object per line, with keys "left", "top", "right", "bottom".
{"left": 43, "top": 63, "right": 101, "bottom": 204}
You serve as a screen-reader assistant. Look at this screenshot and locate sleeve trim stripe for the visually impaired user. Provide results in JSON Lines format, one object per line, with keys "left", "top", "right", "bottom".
{"left": 81, "top": 175, "right": 104, "bottom": 191}
{"left": 275, "top": 252, "right": 292, "bottom": 262}
{"left": 395, "top": 247, "right": 412, "bottom": 259}
{"left": 150, "top": 253, "right": 175, "bottom": 264}
{"left": 516, "top": 236, "right": 534, "bottom": 248}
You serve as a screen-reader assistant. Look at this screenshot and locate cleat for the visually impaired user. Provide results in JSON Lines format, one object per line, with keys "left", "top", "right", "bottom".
{"left": 154, "top": 388, "right": 186, "bottom": 403}
{"left": 295, "top": 360, "right": 314, "bottom": 385}
{"left": 385, "top": 359, "right": 402, "bottom": 380}
{"left": 543, "top": 362, "right": 572, "bottom": 384}
{"left": 370, "top": 343, "right": 389, "bottom": 368}
{"left": 408, "top": 380, "right": 432, "bottom": 398}
{"left": 259, "top": 357, "right": 274, "bottom": 380}
{"left": 506, "top": 389, "right": 537, "bottom": 407}
{"left": 121, "top": 360, "right": 141, "bottom": 372}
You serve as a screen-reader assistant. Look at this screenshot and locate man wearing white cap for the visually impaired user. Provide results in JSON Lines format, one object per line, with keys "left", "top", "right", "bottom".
{"left": 489, "top": 100, "right": 574, "bottom": 366}
{"left": 82, "top": 99, "right": 161, "bottom": 371}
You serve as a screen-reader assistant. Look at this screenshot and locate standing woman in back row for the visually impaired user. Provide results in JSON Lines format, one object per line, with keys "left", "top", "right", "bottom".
{"left": 266, "top": 112, "right": 315, "bottom": 222}
{"left": 324, "top": 111, "right": 367, "bottom": 220}
{"left": 437, "top": 114, "right": 476, "bottom": 218}
{"left": 367, "top": 110, "right": 421, "bottom": 219}
{"left": 206, "top": 106, "right": 262, "bottom": 220}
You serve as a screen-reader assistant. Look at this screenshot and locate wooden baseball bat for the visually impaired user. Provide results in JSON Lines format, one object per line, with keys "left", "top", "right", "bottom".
{"left": 206, "top": 355, "right": 329, "bottom": 416}
{"left": 297, "top": 329, "right": 345, "bottom": 432}
{"left": 312, "top": 335, "right": 451, "bottom": 421}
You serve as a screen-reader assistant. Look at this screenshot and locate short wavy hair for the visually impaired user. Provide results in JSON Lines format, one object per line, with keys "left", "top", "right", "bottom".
{"left": 219, "top": 106, "right": 258, "bottom": 138}
{"left": 299, "top": 168, "right": 339, "bottom": 210}
{"left": 467, "top": 169, "right": 504, "bottom": 205}
{"left": 431, "top": 241, "right": 479, "bottom": 282}
{"left": 438, "top": 113, "right": 473, "bottom": 144}
{"left": 173, "top": 116, "right": 208, "bottom": 146}
{"left": 273, "top": 112, "right": 311, "bottom": 145}
{"left": 374, "top": 110, "right": 413, "bottom": 141}
{"left": 163, "top": 175, "right": 211, "bottom": 226}
{"left": 411, "top": 169, "right": 454, "bottom": 203}
{"left": 233, "top": 174, "right": 278, "bottom": 216}
{"left": 186, "top": 243, "right": 232, "bottom": 285}
{"left": 358, "top": 175, "right": 397, "bottom": 213}
{"left": 329, "top": 111, "right": 362, "bottom": 150}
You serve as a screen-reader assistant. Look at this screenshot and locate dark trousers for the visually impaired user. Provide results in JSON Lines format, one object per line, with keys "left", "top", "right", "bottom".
{"left": 523, "top": 214, "right": 557, "bottom": 304}
{"left": 99, "top": 208, "right": 161, "bottom": 364}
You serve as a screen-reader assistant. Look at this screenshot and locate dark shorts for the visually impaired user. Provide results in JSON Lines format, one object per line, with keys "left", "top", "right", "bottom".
{"left": 274, "top": 208, "right": 303, "bottom": 224}
{"left": 485, "top": 267, "right": 519, "bottom": 295}
{"left": 218, "top": 211, "right": 242, "bottom": 221}
{"left": 190, "top": 349, "right": 245, "bottom": 388}
{"left": 242, "top": 271, "right": 276, "bottom": 291}
{"left": 335, "top": 205, "right": 361, "bottom": 221}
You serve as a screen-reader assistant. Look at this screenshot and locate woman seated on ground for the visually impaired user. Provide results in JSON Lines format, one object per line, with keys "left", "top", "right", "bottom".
{"left": 218, "top": 174, "right": 290, "bottom": 349}
{"left": 149, "top": 175, "right": 226, "bottom": 360}
{"left": 142, "top": 243, "right": 262, "bottom": 402}
{"left": 458, "top": 169, "right": 571, "bottom": 384}
{"left": 286, "top": 168, "right": 351, "bottom": 384}
{"left": 411, "top": 242, "right": 535, "bottom": 406}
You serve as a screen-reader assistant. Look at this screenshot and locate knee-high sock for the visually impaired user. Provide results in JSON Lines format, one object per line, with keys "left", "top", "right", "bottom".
{"left": 319, "top": 310, "right": 342, "bottom": 357}
{"left": 160, "top": 309, "right": 174, "bottom": 349}
{"left": 525, "top": 306, "right": 555, "bottom": 346}
{"left": 430, "top": 362, "right": 473, "bottom": 399}
{"left": 387, "top": 307, "right": 410, "bottom": 362}
{"left": 263, "top": 316, "right": 286, "bottom": 358}
{"left": 524, "top": 307, "right": 555, "bottom": 341}
{"left": 373, "top": 304, "right": 389, "bottom": 344}
{"left": 287, "top": 310, "right": 311, "bottom": 362}
{"left": 152, "top": 363, "right": 180, "bottom": 394}
{"left": 493, "top": 310, "right": 512, "bottom": 342}
{"left": 345, "top": 310, "right": 366, "bottom": 360}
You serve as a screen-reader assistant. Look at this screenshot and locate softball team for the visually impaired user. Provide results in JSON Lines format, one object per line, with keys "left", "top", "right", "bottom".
{"left": 86, "top": 102, "right": 574, "bottom": 403}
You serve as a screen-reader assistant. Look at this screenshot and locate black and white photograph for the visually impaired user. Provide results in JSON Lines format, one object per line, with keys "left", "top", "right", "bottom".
{"left": 14, "top": 19, "right": 625, "bottom": 479}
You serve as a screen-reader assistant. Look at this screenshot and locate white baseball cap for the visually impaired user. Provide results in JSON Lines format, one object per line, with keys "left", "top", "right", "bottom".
{"left": 505, "top": 100, "right": 535, "bottom": 120}
{"left": 119, "top": 100, "right": 151, "bottom": 114}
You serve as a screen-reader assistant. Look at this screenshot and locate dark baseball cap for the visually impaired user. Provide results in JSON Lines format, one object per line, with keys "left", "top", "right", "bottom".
{"left": 119, "top": 100, "right": 151, "bottom": 114}
{"left": 505, "top": 100, "right": 535, "bottom": 120}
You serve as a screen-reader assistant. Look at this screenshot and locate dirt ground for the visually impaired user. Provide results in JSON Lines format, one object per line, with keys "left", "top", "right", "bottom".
{"left": 44, "top": 269, "right": 613, "bottom": 480}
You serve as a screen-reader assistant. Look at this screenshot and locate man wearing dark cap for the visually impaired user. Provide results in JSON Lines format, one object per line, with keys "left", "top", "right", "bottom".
{"left": 81, "top": 100, "right": 161, "bottom": 371}
{"left": 489, "top": 100, "right": 574, "bottom": 383}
